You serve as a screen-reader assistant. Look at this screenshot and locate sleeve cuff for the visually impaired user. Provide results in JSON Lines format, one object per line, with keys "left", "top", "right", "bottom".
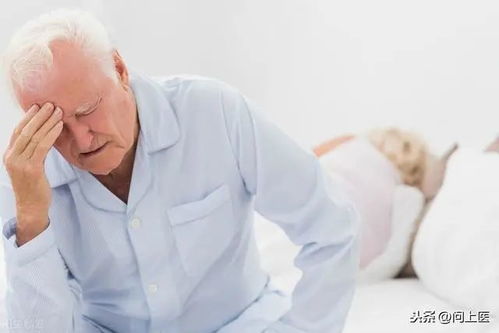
{"left": 2, "top": 217, "right": 56, "bottom": 266}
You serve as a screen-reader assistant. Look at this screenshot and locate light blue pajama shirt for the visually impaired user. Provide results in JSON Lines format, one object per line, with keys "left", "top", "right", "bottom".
{"left": 0, "top": 72, "right": 360, "bottom": 333}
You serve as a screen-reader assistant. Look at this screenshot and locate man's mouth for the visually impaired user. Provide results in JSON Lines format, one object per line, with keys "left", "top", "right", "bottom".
{"left": 80, "top": 143, "right": 108, "bottom": 158}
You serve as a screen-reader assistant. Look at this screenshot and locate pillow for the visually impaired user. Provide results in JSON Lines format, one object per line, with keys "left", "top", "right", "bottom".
{"left": 358, "top": 185, "right": 424, "bottom": 283}
{"left": 398, "top": 142, "right": 459, "bottom": 277}
{"left": 412, "top": 148, "right": 499, "bottom": 313}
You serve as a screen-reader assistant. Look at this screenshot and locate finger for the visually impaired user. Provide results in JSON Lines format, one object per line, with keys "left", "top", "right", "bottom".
{"left": 12, "top": 103, "right": 55, "bottom": 155}
{"left": 21, "top": 107, "right": 63, "bottom": 159}
{"left": 8, "top": 104, "right": 40, "bottom": 148}
{"left": 30, "top": 121, "right": 63, "bottom": 163}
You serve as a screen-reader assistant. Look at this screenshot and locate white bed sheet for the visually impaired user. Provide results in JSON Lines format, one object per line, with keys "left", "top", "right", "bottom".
{"left": 254, "top": 214, "right": 498, "bottom": 333}
{"left": 344, "top": 278, "right": 497, "bottom": 333}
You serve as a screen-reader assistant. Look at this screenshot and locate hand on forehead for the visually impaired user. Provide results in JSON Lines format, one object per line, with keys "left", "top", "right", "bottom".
{"left": 25, "top": 102, "right": 60, "bottom": 117}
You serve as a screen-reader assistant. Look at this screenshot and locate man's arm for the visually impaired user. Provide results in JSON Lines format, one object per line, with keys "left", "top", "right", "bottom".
{"left": 220, "top": 85, "right": 361, "bottom": 333}
{"left": 0, "top": 188, "right": 99, "bottom": 332}
{"left": 1, "top": 102, "right": 104, "bottom": 332}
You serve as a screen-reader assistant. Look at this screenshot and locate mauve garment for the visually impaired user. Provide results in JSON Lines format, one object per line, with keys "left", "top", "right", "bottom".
{"left": 319, "top": 137, "right": 402, "bottom": 269}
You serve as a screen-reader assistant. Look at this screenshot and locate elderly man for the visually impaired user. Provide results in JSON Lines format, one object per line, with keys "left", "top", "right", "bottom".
{"left": 0, "top": 9, "right": 359, "bottom": 333}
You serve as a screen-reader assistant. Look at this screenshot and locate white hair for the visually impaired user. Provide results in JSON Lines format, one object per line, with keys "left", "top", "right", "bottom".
{"left": 2, "top": 8, "right": 117, "bottom": 94}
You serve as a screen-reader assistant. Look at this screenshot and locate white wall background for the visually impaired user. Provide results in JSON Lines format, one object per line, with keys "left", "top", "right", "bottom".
{"left": 1, "top": 0, "right": 499, "bottom": 155}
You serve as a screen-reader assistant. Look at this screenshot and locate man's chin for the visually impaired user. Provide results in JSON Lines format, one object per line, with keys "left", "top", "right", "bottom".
{"left": 80, "top": 157, "right": 124, "bottom": 176}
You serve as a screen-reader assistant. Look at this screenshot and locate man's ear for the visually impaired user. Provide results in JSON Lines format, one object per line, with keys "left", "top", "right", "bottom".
{"left": 112, "top": 49, "right": 129, "bottom": 88}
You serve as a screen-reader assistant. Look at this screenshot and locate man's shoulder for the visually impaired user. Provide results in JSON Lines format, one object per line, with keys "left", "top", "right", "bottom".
{"left": 152, "top": 74, "right": 240, "bottom": 101}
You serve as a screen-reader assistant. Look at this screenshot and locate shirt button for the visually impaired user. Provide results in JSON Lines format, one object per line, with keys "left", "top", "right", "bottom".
{"left": 148, "top": 283, "right": 158, "bottom": 294}
{"left": 130, "top": 217, "right": 141, "bottom": 229}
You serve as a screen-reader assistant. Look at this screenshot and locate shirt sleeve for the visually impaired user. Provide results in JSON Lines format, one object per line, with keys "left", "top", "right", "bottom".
{"left": 220, "top": 85, "right": 361, "bottom": 333}
{"left": 0, "top": 185, "right": 105, "bottom": 332}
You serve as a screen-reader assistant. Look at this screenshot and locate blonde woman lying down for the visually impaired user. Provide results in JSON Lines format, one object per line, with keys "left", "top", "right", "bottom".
{"left": 313, "top": 128, "right": 458, "bottom": 277}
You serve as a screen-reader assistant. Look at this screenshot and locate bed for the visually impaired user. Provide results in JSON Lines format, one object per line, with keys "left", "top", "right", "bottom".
{"left": 254, "top": 213, "right": 498, "bottom": 333}
{"left": 344, "top": 278, "right": 497, "bottom": 333}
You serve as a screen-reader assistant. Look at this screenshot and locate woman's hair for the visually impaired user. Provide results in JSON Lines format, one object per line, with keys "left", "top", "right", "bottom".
{"left": 2, "top": 8, "right": 116, "bottom": 93}
{"left": 367, "top": 127, "right": 428, "bottom": 188}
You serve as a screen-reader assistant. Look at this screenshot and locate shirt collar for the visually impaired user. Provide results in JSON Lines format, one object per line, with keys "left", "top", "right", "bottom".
{"left": 129, "top": 71, "right": 180, "bottom": 154}
{"left": 41, "top": 71, "right": 180, "bottom": 188}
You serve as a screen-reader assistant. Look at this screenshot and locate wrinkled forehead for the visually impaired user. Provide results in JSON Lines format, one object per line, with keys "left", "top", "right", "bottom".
{"left": 15, "top": 41, "right": 106, "bottom": 112}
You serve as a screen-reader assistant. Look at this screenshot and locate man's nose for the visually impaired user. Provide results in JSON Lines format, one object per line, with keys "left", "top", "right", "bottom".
{"left": 65, "top": 122, "right": 94, "bottom": 152}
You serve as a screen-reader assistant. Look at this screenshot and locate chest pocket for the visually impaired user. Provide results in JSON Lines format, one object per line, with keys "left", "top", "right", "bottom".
{"left": 167, "top": 184, "right": 236, "bottom": 277}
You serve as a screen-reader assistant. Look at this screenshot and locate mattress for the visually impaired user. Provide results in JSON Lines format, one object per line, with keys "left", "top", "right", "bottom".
{"left": 254, "top": 214, "right": 498, "bottom": 333}
{"left": 344, "top": 278, "right": 497, "bottom": 333}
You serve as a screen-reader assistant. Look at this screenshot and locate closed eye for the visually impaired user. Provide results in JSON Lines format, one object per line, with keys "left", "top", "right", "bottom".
{"left": 77, "top": 107, "right": 96, "bottom": 117}
{"left": 76, "top": 97, "right": 101, "bottom": 117}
